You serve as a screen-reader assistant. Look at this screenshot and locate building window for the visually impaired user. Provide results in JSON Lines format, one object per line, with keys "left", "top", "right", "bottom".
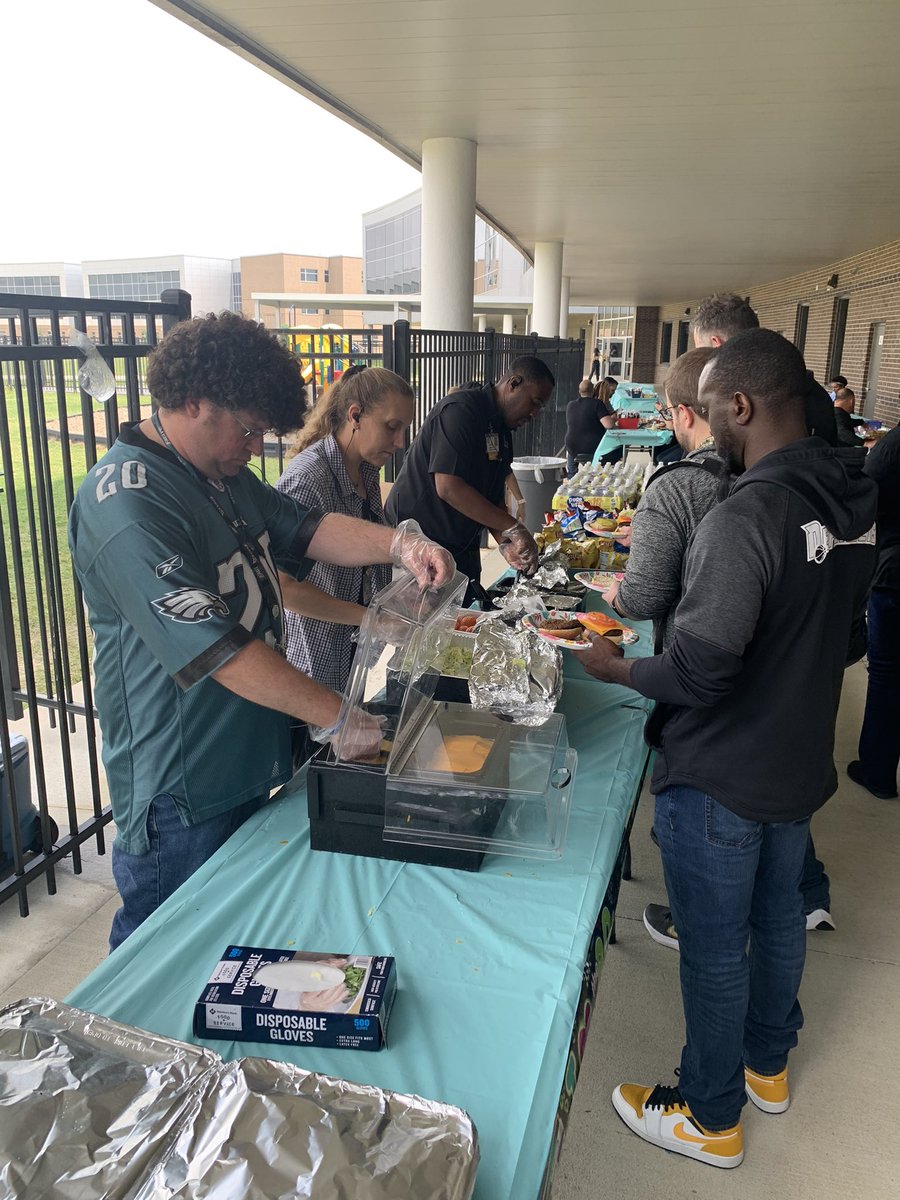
{"left": 827, "top": 297, "right": 849, "bottom": 381}
{"left": 676, "top": 320, "right": 690, "bottom": 357}
{"left": 0, "top": 274, "right": 61, "bottom": 296}
{"left": 794, "top": 304, "right": 809, "bottom": 353}
{"left": 231, "top": 271, "right": 242, "bottom": 313}
{"left": 87, "top": 270, "right": 180, "bottom": 301}
{"left": 300, "top": 268, "right": 318, "bottom": 282}
{"left": 659, "top": 321, "right": 673, "bottom": 363}
{"left": 324, "top": 270, "right": 330, "bottom": 283}
{"left": 300, "top": 307, "right": 318, "bottom": 314}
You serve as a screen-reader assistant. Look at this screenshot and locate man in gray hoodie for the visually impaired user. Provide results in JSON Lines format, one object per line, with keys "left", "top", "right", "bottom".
{"left": 581, "top": 330, "right": 876, "bottom": 1169}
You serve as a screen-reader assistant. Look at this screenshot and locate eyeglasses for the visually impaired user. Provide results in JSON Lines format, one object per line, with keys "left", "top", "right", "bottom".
{"left": 657, "top": 405, "right": 673, "bottom": 419}
{"left": 230, "top": 412, "right": 275, "bottom": 441}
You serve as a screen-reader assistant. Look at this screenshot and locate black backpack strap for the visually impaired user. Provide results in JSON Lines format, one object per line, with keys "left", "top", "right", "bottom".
{"left": 642, "top": 456, "right": 722, "bottom": 494}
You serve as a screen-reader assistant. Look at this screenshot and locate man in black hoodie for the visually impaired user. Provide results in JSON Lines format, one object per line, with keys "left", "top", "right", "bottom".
{"left": 581, "top": 330, "right": 877, "bottom": 1169}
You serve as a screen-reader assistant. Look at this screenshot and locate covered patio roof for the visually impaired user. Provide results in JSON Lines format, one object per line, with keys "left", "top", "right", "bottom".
{"left": 152, "top": 0, "right": 900, "bottom": 304}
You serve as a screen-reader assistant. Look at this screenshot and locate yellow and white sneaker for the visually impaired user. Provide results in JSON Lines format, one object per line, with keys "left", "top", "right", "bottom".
{"left": 744, "top": 1065, "right": 790, "bottom": 1113}
{"left": 612, "top": 1083, "right": 744, "bottom": 1168}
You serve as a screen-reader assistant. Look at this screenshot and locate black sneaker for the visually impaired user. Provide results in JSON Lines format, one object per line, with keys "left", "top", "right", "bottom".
{"left": 643, "top": 903, "right": 679, "bottom": 950}
{"left": 846, "top": 760, "right": 898, "bottom": 800}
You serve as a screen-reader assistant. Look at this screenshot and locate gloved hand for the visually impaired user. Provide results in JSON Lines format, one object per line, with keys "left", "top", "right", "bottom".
{"left": 498, "top": 524, "right": 539, "bottom": 575}
{"left": 311, "top": 706, "right": 386, "bottom": 760}
{"left": 389, "top": 519, "right": 455, "bottom": 589}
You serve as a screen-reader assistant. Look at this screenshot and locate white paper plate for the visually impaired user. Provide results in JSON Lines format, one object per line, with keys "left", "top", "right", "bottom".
{"left": 574, "top": 570, "right": 625, "bottom": 593}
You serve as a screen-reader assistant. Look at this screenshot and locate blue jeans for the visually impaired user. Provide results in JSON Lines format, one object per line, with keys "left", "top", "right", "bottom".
{"left": 801, "top": 828, "right": 830, "bottom": 913}
{"left": 110, "top": 793, "right": 266, "bottom": 951}
{"left": 858, "top": 588, "right": 900, "bottom": 794}
{"left": 656, "top": 786, "right": 809, "bottom": 1131}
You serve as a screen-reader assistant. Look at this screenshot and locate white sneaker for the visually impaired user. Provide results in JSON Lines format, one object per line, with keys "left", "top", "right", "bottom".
{"left": 612, "top": 1082, "right": 744, "bottom": 1168}
{"left": 805, "top": 908, "right": 835, "bottom": 931}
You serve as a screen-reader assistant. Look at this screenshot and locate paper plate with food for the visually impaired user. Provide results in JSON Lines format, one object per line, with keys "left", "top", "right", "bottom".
{"left": 577, "top": 611, "right": 639, "bottom": 645}
{"left": 574, "top": 570, "right": 625, "bottom": 593}
{"left": 522, "top": 610, "right": 595, "bottom": 649}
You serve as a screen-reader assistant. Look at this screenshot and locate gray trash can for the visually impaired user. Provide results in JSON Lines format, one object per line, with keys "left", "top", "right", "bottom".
{"left": 510, "top": 457, "right": 567, "bottom": 524}
{"left": 0, "top": 732, "right": 37, "bottom": 862}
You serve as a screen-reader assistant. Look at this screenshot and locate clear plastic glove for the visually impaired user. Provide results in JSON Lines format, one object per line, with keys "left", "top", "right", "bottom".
{"left": 311, "top": 706, "right": 386, "bottom": 760}
{"left": 498, "top": 524, "right": 539, "bottom": 575}
{"left": 389, "top": 519, "right": 455, "bottom": 588}
{"left": 513, "top": 497, "right": 527, "bottom": 524}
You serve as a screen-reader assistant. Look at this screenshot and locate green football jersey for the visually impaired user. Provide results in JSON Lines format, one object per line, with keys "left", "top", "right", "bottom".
{"left": 69, "top": 424, "right": 325, "bottom": 854}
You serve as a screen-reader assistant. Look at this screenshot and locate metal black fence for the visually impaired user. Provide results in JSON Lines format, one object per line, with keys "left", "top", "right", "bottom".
{"left": 0, "top": 294, "right": 582, "bottom": 916}
{"left": 266, "top": 321, "right": 584, "bottom": 482}
{"left": 0, "top": 288, "right": 190, "bottom": 914}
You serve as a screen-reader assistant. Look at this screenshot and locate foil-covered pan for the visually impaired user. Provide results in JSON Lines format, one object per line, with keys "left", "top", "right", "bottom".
{"left": 0, "top": 997, "right": 479, "bottom": 1200}
{"left": 468, "top": 619, "right": 562, "bottom": 726}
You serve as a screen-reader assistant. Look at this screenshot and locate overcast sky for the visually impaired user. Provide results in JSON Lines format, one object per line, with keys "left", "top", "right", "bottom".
{"left": 2, "top": 0, "right": 421, "bottom": 264}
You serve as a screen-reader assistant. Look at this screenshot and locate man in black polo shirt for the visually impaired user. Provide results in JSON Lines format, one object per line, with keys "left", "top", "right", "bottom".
{"left": 386, "top": 356, "right": 555, "bottom": 601}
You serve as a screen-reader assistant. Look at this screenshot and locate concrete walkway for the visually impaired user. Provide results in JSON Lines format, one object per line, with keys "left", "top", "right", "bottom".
{"left": 1, "top": 585, "right": 897, "bottom": 1197}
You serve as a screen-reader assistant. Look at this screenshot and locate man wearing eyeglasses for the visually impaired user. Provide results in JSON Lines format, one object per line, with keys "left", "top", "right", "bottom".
{"left": 69, "top": 312, "right": 454, "bottom": 948}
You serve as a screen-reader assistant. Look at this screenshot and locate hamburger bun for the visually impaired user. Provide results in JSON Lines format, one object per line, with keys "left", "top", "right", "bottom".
{"left": 539, "top": 617, "right": 584, "bottom": 641}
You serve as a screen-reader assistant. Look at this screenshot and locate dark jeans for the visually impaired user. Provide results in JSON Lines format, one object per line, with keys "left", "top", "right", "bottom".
{"left": 800, "top": 828, "right": 830, "bottom": 912}
{"left": 656, "top": 786, "right": 809, "bottom": 1131}
{"left": 858, "top": 587, "right": 900, "bottom": 794}
{"left": 110, "top": 792, "right": 266, "bottom": 951}
{"left": 566, "top": 452, "right": 592, "bottom": 477}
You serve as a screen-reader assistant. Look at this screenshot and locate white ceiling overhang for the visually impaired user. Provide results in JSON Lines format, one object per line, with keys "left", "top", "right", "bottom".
{"left": 151, "top": 0, "right": 900, "bottom": 305}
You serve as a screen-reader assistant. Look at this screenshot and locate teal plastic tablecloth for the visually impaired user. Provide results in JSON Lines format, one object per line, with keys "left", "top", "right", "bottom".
{"left": 67, "top": 655, "right": 651, "bottom": 1200}
{"left": 611, "top": 384, "right": 659, "bottom": 414}
{"left": 594, "top": 427, "right": 672, "bottom": 461}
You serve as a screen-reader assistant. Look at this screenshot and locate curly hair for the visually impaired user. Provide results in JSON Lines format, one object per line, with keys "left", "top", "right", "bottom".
{"left": 290, "top": 366, "right": 413, "bottom": 454}
{"left": 146, "top": 311, "right": 308, "bottom": 434}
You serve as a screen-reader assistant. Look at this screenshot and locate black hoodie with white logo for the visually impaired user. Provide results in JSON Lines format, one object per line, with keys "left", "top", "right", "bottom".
{"left": 630, "top": 438, "right": 878, "bottom": 822}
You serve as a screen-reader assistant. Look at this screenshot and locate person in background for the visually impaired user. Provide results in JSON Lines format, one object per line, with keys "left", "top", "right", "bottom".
{"left": 594, "top": 375, "right": 624, "bottom": 465}
{"left": 826, "top": 374, "right": 848, "bottom": 399}
{"left": 604, "top": 346, "right": 719, "bottom": 649}
{"left": 833, "top": 387, "right": 864, "bottom": 447}
{"left": 848, "top": 424, "right": 900, "bottom": 799}
{"left": 385, "top": 357, "right": 554, "bottom": 604}
{"left": 588, "top": 345, "right": 602, "bottom": 383}
{"left": 581, "top": 329, "right": 876, "bottom": 1170}
{"left": 68, "top": 314, "right": 454, "bottom": 948}
{"left": 565, "top": 377, "right": 617, "bottom": 476}
{"left": 276, "top": 366, "right": 414, "bottom": 699}
{"left": 691, "top": 293, "right": 839, "bottom": 445}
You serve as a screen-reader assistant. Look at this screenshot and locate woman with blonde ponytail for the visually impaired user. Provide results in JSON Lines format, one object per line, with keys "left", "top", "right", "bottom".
{"left": 275, "top": 366, "right": 414, "bottom": 711}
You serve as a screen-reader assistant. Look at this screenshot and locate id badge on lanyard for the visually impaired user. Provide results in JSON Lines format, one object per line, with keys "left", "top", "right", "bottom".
{"left": 485, "top": 429, "right": 500, "bottom": 461}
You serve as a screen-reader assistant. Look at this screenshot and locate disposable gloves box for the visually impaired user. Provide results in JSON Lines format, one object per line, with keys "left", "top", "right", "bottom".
{"left": 194, "top": 945, "right": 396, "bottom": 1050}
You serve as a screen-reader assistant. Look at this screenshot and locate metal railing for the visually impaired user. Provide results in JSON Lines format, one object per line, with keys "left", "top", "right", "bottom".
{"left": 0, "top": 297, "right": 581, "bottom": 916}
{"left": 0, "top": 288, "right": 191, "bottom": 914}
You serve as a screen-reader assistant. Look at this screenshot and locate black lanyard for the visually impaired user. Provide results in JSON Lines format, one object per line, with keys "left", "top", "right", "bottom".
{"left": 151, "top": 410, "right": 285, "bottom": 653}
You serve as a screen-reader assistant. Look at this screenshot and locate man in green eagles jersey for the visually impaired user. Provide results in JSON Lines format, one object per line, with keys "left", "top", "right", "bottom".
{"left": 69, "top": 312, "right": 453, "bottom": 948}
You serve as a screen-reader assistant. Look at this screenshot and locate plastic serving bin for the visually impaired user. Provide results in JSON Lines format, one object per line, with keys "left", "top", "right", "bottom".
{"left": 306, "top": 568, "right": 576, "bottom": 868}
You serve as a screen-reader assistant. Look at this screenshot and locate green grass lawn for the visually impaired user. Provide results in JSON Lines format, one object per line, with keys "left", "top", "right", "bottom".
{"left": 2, "top": 375, "right": 149, "bottom": 696}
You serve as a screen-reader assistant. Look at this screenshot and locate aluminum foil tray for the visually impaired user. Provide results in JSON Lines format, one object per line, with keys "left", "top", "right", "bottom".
{"left": 0, "top": 997, "right": 479, "bottom": 1199}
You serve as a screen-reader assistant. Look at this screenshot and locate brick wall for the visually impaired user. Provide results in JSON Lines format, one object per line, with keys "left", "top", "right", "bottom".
{"left": 648, "top": 238, "right": 900, "bottom": 425}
